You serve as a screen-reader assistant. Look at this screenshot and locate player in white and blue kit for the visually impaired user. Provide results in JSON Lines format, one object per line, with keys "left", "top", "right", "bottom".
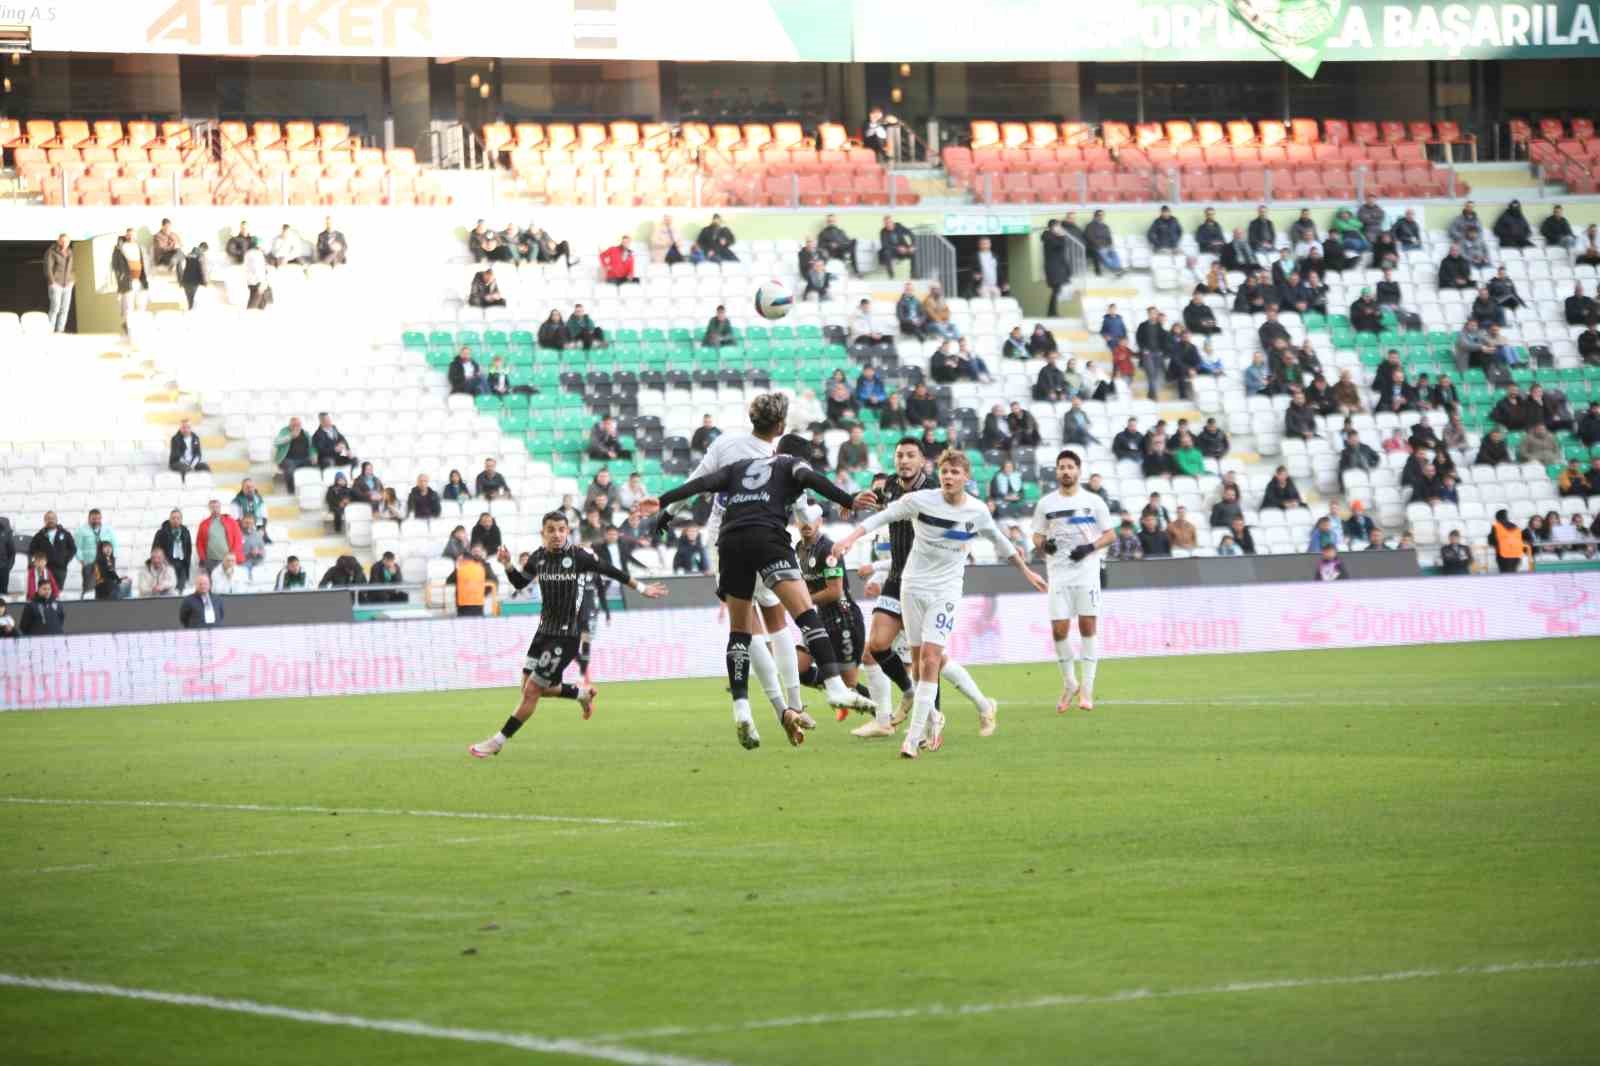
{"left": 1031, "top": 449, "right": 1116, "bottom": 712}
{"left": 835, "top": 449, "right": 1047, "bottom": 759}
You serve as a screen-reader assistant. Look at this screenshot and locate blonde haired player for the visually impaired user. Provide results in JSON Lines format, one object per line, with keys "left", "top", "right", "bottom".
{"left": 1032, "top": 448, "right": 1115, "bottom": 711}
{"left": 835, "top": 450, "right": 1047, "bottom": 758}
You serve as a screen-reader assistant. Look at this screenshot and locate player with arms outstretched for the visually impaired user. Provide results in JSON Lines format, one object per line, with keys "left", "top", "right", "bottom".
{"left": 835, "top": 449, "right": 1048, "bottom": 758}
{"left": 467, "top": 510, "right": 666, "bottom": 758}
{"left": 1032, "top": 449, "right": 1115, "bottom": 711}
{"left": 642, "top": 435, "right": 876, "bottom": 748}
{"left": 852, "top": 437, "right": 931, "bottom": 738}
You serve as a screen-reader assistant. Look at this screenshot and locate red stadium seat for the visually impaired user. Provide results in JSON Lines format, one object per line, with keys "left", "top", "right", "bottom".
{"left": 772, "top": 122, "right": 807, "bottom": 150}
{"left": 1226, "top": 121, "right": 1257, "bottom": 147}
{"left": 1321, "top": 120, "right": 1350, "bottom": 145}
{"left": 1000, "top": 122, "right": 1029, "bottom": 149}
{"left": 1166, "top": 121, "right": 1196, "bottom": 148}
{"left": 1101, "top": 122, "right": 1133, "bottom": 150}
{"left": 1028, "top": 121, "right": 1059, "bottom": 149}
{"left": 1408, "top": 121, "right": 1435, "bottom": 143}
{"left": 1135, "top": 122, "right": 1166, "bottom": 149}
{"left": 970, "top": 120, "right": 1001, "bottom": 150}
{"left": 1351, "top": 121, "right": 1381, "bottom": 145}
{"left": 1290, "top": 118, "right": 1320, "bottom": 145}
{"left": 1061, "top": 121, "right": 1097, "bottom": 147}
{"left": 1196, "top": 121, "right": 1226, "bottom": 148}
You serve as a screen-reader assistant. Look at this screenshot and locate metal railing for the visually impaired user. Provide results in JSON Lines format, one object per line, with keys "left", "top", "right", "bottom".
{"left": 912, "top": 226, "right": 958, "bottom": 296}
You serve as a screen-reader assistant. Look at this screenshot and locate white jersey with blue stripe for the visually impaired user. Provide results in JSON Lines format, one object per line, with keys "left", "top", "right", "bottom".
{"left": 1032, "top": 487, "right": 1114, "bottom": 588}
{"left": 857, "top": 488, "right": 1013, "bottom": 592}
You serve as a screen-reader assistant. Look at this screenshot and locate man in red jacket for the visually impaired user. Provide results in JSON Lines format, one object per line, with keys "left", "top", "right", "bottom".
{"left": 195, "top": 498, "right": 244, "bottom": 577}
{"left": 599, "top": 235, "right": 638, "bottom": 286}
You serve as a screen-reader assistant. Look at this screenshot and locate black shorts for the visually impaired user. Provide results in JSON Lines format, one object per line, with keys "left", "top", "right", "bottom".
{"left": 716, "top": 526, "right": 802, "bottom": 602}
{"left": 872, "top": 574, "right": 903, "bottom": 619}
{"left": 825, "top": 602, "right": 866, "bottom": 667}
{"left": 524, "top": 634, "right": 580, "bottom": 686}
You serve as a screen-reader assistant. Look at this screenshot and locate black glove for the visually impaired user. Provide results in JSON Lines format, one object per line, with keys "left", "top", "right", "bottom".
{"left": 1068, "top": 544, "right": 1096, "bottom": 562}
{"left": 1042, "top": 540, "right": 1057, "bottom": 555}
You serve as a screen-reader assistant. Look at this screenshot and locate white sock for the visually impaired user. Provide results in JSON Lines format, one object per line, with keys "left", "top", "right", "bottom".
{"left": 748, "top": 637, "right": 786, "bottom": 718}
{"left": 1054, "top": 637, "right": 1077, "bottom": 689}
{"left": 940, "top": 660, "right": 985, "bottom": 710}
{"left": 769, "top": 628, "right": 802, "bottom": 710}
{"left": 864, "top": 662, "right": 894, "bottom": 725}
{"left": 492, "top": 731, "right": 507, "bottom": 745}
{"left": 822, "top": 674, "right": 852, "bottom": 702}
{"left": 732, "top": 698, "right": 754, "bottom": 727}
{"left": 1081, "top": 635, "right": 1099, "bottom": 691}
{"left": 907, "top": 680, "right": 938, "bottom": 745}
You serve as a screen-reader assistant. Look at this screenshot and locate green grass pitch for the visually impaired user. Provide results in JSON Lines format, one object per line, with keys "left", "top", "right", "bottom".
{"left": 2, "top": 639, "right": 1597, "bottom": 1066}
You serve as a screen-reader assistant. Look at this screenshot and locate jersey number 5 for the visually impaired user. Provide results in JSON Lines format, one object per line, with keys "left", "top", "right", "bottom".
{"left": 741, "top": 458, "right": 774, "bottom": 490}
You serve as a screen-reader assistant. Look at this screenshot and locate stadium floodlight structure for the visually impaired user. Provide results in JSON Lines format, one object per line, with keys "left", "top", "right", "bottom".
{"left": 0, "top": 24, "right": 31, "bottom": 55}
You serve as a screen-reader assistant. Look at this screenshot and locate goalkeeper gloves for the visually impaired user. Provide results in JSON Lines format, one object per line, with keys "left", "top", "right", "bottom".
{"left": 1068, "top": 544, "right": 1096, "bottom": 562}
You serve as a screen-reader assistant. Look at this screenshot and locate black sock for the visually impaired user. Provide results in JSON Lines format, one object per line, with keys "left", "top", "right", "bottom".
{"left": 934, "top": 681, "right": 942, "bottom": 711}
{"left": 726, "top": 632, "right": 752, "bottom": 701}
{"left": 875, "top": 651, "right": 913, "bottom": 692}
{"left": 797, "top": 663, "right": 820, "bottom": 686}
{"left": 794, "top": 609, "right": 839, "bottom": 680}
{"left": 855, "top": 683, "right": 871, "bottom": 699}
{"left": 500, "top": 716, "right": 524, "bottom": 738}
{"left": 559, "top": 683, "right": 580, "bottom": 699}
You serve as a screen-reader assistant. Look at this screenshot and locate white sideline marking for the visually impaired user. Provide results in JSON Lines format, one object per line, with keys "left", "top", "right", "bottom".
{"left": 0, "top": 796, "right": 682, "bottom": 829}
{"left": 10, "top": 835, "right": 492, "bottom": 876}
{"left": 582, "top": 958, "right": 1600, "bottom": 1042}
{"left": 0, "top": 973, "right": 733, "bottom": 1066}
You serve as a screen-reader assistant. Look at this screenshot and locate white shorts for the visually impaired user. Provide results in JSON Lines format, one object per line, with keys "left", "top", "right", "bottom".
{"left": 1048, "top": 582, "right": 1101, "bottom": 621}
{"left": 753, "top": 582, "right": 780, "bottom": 608}
{"left": 902, "top": 586, "right": 961, "bottom": 649}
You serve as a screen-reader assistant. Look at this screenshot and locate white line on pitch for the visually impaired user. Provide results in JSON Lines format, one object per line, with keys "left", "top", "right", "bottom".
{"left": 0, "top": 797, "right": 682, "bottom": 829}
{"left": 580, "top": 957, "right": 1600, "bottom": 1042}
{"left": 7, "top": 835, "right": 495, "bottom": 876}
{"left": 0, "top": 973, "right": 731, "bottom": 1066}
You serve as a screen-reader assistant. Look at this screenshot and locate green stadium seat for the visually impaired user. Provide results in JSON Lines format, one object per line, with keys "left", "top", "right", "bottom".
{"left": 402, "top": 330, "right": 427, "bottom": 350}
{"left": 425, "top": 349, "right": 452, "bottom": 368}
{"left": 428, "top": 329, "right": 452, "bottom": 348}
{"left": 455, "top": 330, "right": 481, "bottom": 349}
{"left": 473, "top": 394, "right": 503, "bottom": 413}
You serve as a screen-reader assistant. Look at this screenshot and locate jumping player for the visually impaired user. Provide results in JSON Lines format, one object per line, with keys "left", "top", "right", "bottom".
{"left": 853, "top": 437, "right": 932, "bottom": 738}
{"left": 793, "top": 504, "right": 865, "bottom": 702}
{"left": 466, "top": 511, "right": 666, "bottom": 758}
{"left": 642, "top": 436, "right": 877, "bottom": 749}
{"left": 835, "top": 449, "right": 1048, "bottom": 758}
{"left": 1032, "top": 448, "right": 1115, "bottom": 712}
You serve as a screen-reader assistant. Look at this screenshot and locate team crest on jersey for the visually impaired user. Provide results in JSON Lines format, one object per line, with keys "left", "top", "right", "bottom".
{"left": 824, "top": 554, "right": 837, "bottom": 567}
{"left": 561, "top": 556, "right": 573, "bottom": 569}
{"left": 964, "top": 521, "right": 975, "bottom": 531}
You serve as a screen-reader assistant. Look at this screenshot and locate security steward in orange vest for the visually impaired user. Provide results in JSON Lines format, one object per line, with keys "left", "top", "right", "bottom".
{"left": 447, "top": 545, "right": 498, "bottom": 616}
{"left": 1489, "top": 509, "right": 1527, "bottom": 574}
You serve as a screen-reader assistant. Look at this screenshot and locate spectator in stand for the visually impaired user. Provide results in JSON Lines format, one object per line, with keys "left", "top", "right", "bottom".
{"left": 1288, "top": 207, "right": 1319, "bottom": 253}
{"left": 1565, "top": 283, "right": 1596, "bottom": 326}
{"left": 1166, "top": 506, "right": 1198, "bottom": 550}
{"left": 1171, "top": 432, "right": 1206, "bottom": 477}
{"left": 469, "top": 511, "right": 503, "bottom": 557}
{"left": 1221, "top": 227, "right": 1257, "bottom": 273}
{"left": 1147, "top": 205, "right": 1182, "bottom": 252}
{"left": 1007, "top": 401, "right": 1041, "bottom": 447}
{"left": 878, "top": 392, "right": 907, "bottom": 431}
{"left": 585, "top": 468, "right": 622, "bottom": 521}
{"left": 1338, "top": 430, "right": 1380, "bottom": 489}
{"left": 694, "top": 304, "right": 735, "bottom": 348}
{"left": 834, "top": 425, "right": 869, "bottom": 473}
{"left": 1242, "top": 351, "right": 1271, "bottom": 397}
{"left": 1001, "top": 325, "right": 1029, "bottom": 360}
{"left": 468, "top": 220, "right": 505, "bottom": 262}
{"left": 1488, "top": 266, "right": 1524, "bottom": 315}
{"left": 1258, "top": 304, "right": 1291, "bottom": 351}
{"left": 1134, "top": 306, "right": 1168, "bottom": 401}
{"left": 468, "top": 267, "right": 505, "bottom": 308}
{"left": 1436, "top": 530, "right": 1472, "bottom": 575}
{"left": 1491, "top": 384, "right": 1540, "bottom": 431}
{"left": 397, "top": 474, "right": 438, "bottom": 520}
{"left": 1261, "top": 466, "right": 1305, "bottom": 510}
{"left": 1350, "top": 288, "right": 1384, "bottom": 334}
{"left": 136, "top": 546, "right": 178, "bottom": 598}
{"left": 230, "top": 478, "right": 268, "bottom": 543}
{"left": 0, "top": 515, "right": 15, "bottom": 597}
{"left": 1194, "top": 207, "right": 1225, "bottom": 254}
{"left": 1529, "top": 383, "right": 1572, "bottom": 432}
{"left": 1097, "top": 305, "right": 1129, "bottom": 358}
{"left": 879, "top": 215, "right": 915, "bottom": 277}
{"left": 1111, "top": 417, "right": 1145, "bottom": 462}
{"left": 445, "top": 468, "right": 475, "bottom": 505}
{"left": 588, "top": 415, "right": 630, "bottom": 461}
{"left": 1136, "top": 513, "right": 1172, "bottom": 558}
{"left": 956, "top": 337, "right": 993, "bottom": 383}
{"left": 80, "top": 526, "right": 122, "bottom": 600}
{"left": 921, "top": 283, "right": 959, "bottom": 340}
{"left": 825, "top": 380, "right": 858, "bottom": 429}
{"left": 463, "top": 458, "right": 507, "bottom": 502}
{"left": 1034, "top": 351, "right": 1069, "bottom": 402}
{"left": 147, "top": 509, "right": 192, "bottom": 591}
{"left": 1040, "top": 219, "right": 1072, "bottom": 315}
{"left": 267, "top": 223, "right": 308, "bottom": 267}
{"left": 892, "top": 281, "right": 929, "bottom": 341}
{"left": 1084, "top": 209, "right": 1125, "bottom": 276}
{"left": 1141, "top": 436, "right": 1177, "bottom": 477}
{"left": 1437, "top": 243, "right": 1474, "bottom": 289}
{"left": 1106, "top": 517, "right": 1141, "bottom": 561}
{"left": 20, "top": 576, "right": 66, "bottom": 636}
{"left": 225, "top": 222, "right": 252, "bottom": 263}
{"left": 853, "top": 365, "right": 888, "bottom": 413}
{"left": 528, "top": 311, "right": 562, "bottom": 353}
{"left": 690, "top": 413, "right": 721, "bottom": 455}
{"left": 613, "top": 472, "right": 647, "bottom": 514}
{"left": 1447, "top": 201, "right": 1481, "bottom": 244}
{"left": 1408, "top": 460, "right": 1446, "bottom": 504}
{"left": 1355, "top": 194, "right": 1386, "bottom": 243}
{"left": 672, "top": 525, "right": 711, "bottom": 575}
{"left": 442, "top": 524, "right": 471, "bottom": 559}
{"left": 273, "top": 554, "right": 308, "bottom": 591}
{"left": 366, "top": 552, "right": 404, "bottom": 599}
{"left": 1578, "top": 225, "right": 1600, "bottom": 267}
{"left": 597, "top": 234, "right": 639, "bottom": 286}
{"left": 979, "top": 404, "right": 1012, "bottom": 453}
{"left": 1493, "top": 200, "right": 1534, "bottom": 248}
{"left": 696, "top": 214, "right": 737, "bottom": 262}
{"left": 179, "top": 241, "right": 211, "bottom": 310}
{"left": 1539, "top": 204, "right": 1575, "bottom": 248}
{"left": 311, "top": 412, "right": 356, "bottom": 472}
{"left": 1578, "top": 401, "right": 1600, "bottom": 446}
{"left": 168, "top": 418, "right": 209, "bottom": 478}
{"left": 24, "top": 549, "right": 57, "bottom": 601}
{"left": 344, "top": 462, "right": 380, "bottom": 512}
{"left": 794, "top": 237, "right": 831, "bottom": 302}
{"left": 237, "top": 514, "right": 265, "bottom": 578}
{"left": 484, "top": 355, "right": 511, "bottom": 399}
{"left": 187, "top": 502, "right": 236, "bottom": 582}
{"left": 1183, "top": 291, "right": 1220, "bottom": 335}
{"left": 1369, "top": 228, "right": 1401, "bottom": 269}
{"left": 903, "top": 381, "right": 939, "bottom": 427}
{"left": 29, "top": 511, "right": 76, "bottom": 592}
{"left": 1518, "top": 422, "right": 1563, "bottom": 466}
{"left": 817, "top": 214, "right": 859, "bottom": 274}
{"left": 111, "top": 228, "right": 149, "bottom": 333}
{"left": 1391, "top": 208, "right": 1421, "bottom": 250}
{"left": 987, "top": 459, "right": 1023, "bottom": 517}
{"left": 1470, "top": 285, "right": 1505, "bottom": 329}
{"left": 1028, "top": 323, "right": 1058, "bottom": 357}
{"left": 1556, "top": 460, "right": 1591, "bottom": 497}
{"left": 1313, "top": 543, "right": 1347, "bottom": 580}
{"left": 1202, "top": 483, "right": 1242, "bottom": 529}
{"left": 1474, "top": 427, "right": 1512, "bottom": 466}
{"left": 566, "top": 303, "right": 604, "bottom": 349}
{"left": 1330, "top": 207, "right": 1367, "bottom": 252}
{"left": 312, "top": 215, "right": 347, "bottom": 266}
{"left": 649, "top": 215, "right": 679, "bottom": 263}
{"left": 152, "top": 218, "right": 182, "bottom": 271}
{"left": 848, "top": 298, "right": 887, "bottom": 350}
{"left": 177, "top": 570, "right": 225, "bottom": 628}
{"left": 1459, "top": 224, "right": 1491, "bottom": 270}
{"left": 317, "top": 554, "right": 366, "bottom": 590}
{"left": 243, "top": 237, "right": 272, "bottom": 310}
{"left": 1248, "top": 205, "right": 1277, "bottom": 253}
{"left": 1581, "top": 325, "right": 1600, "bottom": 366}
{"left": 1188, "top": 416, "right": 1226, "bottom": 460}
{"left": 272, "top": 415, "right": 316, "bottom": 491}
{"left": 1284, "top": 390, "right": 1318, "bottom": 441}
{"left": 861, "top": 106, "right": 894, "bottom": 161}
{"left": 1453, "top": 321, "right": 1494, "bottom": 373}
{"left": 1060, "top": 396, "right": 1095, "bottom": 446}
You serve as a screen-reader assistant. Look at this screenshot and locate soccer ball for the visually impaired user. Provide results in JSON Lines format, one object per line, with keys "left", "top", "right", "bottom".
{"left": 754, "top": 280, "right": 793, "bottom": 320}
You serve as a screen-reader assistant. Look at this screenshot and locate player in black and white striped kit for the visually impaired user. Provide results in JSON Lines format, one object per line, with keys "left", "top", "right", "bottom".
{"left": 467, "top": 510, "right": 666, "bottom": 758}
{"left": 853, "top": 436, "right": 931, "bottom": 737}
